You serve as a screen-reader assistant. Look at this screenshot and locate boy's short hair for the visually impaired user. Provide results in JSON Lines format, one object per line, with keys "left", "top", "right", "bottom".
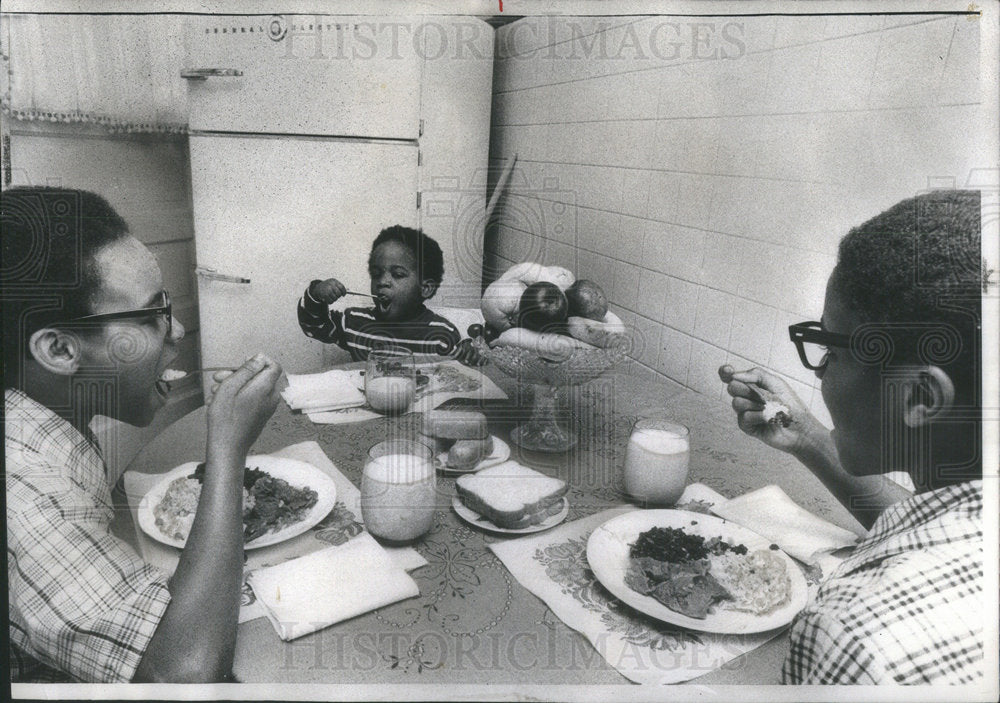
{"left": 831, "top": 189, "right": 983, "bottom": 404}
{"left": 370, "top": 225, "right": 445, "bottom": 286}
{"left": 1, "top": 187, "right": 130, "bottom": 387}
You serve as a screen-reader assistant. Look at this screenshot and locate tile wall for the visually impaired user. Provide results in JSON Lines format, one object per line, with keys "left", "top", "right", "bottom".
{"left": 487, "top": 14, "right": 988, "bottom": 426}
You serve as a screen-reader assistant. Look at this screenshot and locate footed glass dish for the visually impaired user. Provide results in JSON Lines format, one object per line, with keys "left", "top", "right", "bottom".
{"left": 473, "top": 336, "right": 625, "bottom": 452}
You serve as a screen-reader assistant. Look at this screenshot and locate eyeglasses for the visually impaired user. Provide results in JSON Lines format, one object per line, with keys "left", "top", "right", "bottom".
{"left": 788, "top": 321, "right": 850, "bottom": 371}
{"left": 69, "top": 290, "right": 172, "bottom": 337}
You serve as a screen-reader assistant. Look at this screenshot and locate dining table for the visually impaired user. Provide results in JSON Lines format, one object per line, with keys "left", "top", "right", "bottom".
{"left": 115, "top": 357, "right": 864, "bottom": 695}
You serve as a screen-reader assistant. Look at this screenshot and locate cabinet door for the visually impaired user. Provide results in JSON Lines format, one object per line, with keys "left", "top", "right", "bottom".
{"left": 185, "top": 15, "right": 421, "bottom": 138}
{"left": 189, "top": 134, "right": 418, "bottom": 376}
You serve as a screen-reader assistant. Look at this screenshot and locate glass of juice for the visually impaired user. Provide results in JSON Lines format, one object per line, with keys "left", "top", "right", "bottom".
{"left": 623, "top": 419, "right": 690, "bottom": 506}
{"left": 361, "top": 439, "right": 436, "bottom": 543}
{"left": 365, "top": 347, "right": 417, "bottom": 414}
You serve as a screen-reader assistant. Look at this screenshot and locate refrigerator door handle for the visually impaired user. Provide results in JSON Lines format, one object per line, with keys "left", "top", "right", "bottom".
{"left": 181, "top": 68, "right": 244, "bottom": 81}
{"left": 195, "top": 266, "right": 250, "bottom": 284}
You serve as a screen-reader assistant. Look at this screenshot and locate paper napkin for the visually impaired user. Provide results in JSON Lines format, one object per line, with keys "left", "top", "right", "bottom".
{"left": 712, "top": 484, "right": 862, "bottom": 564}
{"left": 281, "top": 369, "right": 366, "bottom": 412}
{"left": 247, "top": 532, "right": 420, "bottom": 641}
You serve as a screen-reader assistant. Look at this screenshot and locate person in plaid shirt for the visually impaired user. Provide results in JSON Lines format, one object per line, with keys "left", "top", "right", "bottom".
{"left": 3, "top": 187, "right": 283, "bottom": 682}
{"left": 722, "top": 190, "right": 986, "bottom": 684}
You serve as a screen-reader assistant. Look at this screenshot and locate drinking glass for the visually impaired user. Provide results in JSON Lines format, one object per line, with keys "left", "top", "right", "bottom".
{"left": 360, "top": 439, "right": 436, "bottom": 543}
{"left": 365, "top": 347, "right": 416, "bottom": 414}
{"left": 623, "top": 419, "right": 690, "bottom": 506}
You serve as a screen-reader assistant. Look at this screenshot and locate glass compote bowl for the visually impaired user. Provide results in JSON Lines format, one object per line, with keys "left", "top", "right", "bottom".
{"left": 473, "top": 334, "right": 626, "bottom": 452}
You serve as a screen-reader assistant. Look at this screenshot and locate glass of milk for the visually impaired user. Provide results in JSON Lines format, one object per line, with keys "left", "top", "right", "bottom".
{"left": 361, "top": 439, "right": 436, "bottom": 543}
{"left": 623, "top": 419, "right": 690, "bottom": 506}
{"left": 365, "top": 347, "right": 417, "bottom": 414}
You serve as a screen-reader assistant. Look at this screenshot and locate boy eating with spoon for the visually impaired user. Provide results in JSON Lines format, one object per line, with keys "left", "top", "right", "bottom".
{"left": 297, "top": 225, "right": 481, "bottom": 364}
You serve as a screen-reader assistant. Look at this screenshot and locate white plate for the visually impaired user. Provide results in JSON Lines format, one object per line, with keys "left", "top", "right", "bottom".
{"left": 435, "top": 436, "right": 511, "bottom": 474}
{"left": 138, "top": 455, "right": 337, "bottom": 550}
{"left": 586, "top": 510, "right": 808, "bottom": 634}
{"left": 452, "top": 495, "right": 569, "bottom": 534}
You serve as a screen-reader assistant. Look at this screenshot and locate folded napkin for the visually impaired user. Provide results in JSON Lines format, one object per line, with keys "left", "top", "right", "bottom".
{"left": 248, "top": 532, "right": 420, "bottom": 641}
{"left": 282, "top": 369, "right": 365, "bottom": 412}
{"left": 712, "top": 484, "right": 861, "bottom": 564}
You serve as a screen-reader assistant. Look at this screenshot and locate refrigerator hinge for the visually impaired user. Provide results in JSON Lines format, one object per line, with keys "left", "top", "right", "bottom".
{"left": 419, "top": 119, "right": 424, "bottom": 137}
{"left": 417, "top": 150, "right": 423, "bottom": 166}
{"left": 416, "top": 192, "right": 422, "bottom": 209}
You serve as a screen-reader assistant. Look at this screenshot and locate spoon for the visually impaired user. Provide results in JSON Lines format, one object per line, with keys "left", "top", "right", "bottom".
{"left": 344, "top": 290, "right": 379, "bottom": 299}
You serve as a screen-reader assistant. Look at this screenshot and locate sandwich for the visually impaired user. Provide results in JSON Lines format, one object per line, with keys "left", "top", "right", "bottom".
{"left": 421, "top": 409, "right": 493, "bottom": 470}
{"left": 455, "top": 462, "right": 568, "bottom": 529}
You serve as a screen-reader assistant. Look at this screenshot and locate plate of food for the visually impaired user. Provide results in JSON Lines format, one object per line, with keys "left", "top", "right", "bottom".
{"left": 451, "top": 461, "right": 569, "bottom": 533}
{"left": 435, "top": 436, "right": 510, "bottom": 474}
{"left": 586, "top": 510, "right": 808, "bottom": 634}
{"left": 420, "top": 409, "right": 509, "bottom": 473}
{"left": 137, "top": 455, "right": 337, "bottom": 550}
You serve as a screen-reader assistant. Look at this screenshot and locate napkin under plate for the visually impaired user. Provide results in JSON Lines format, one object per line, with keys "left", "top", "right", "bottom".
{"left": 248, "top": 532, "right": 420, "bottom": 641}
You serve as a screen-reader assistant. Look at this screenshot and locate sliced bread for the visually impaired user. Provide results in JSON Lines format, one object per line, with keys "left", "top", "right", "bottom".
{"left": 455, "top": 462, "right": 568, "bottom": 529}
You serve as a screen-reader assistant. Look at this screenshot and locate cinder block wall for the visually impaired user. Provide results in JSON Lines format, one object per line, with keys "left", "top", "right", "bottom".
{"left": 487, "top": 14, "right": 986, "bottom": 426}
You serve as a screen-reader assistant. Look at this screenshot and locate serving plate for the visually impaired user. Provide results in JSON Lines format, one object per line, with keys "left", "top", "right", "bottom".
{"left": 452, "top": 496, "right": 569, "bottom": 534}
{"left": 137, "top": 455, "right": 337, "bottom": 550}
{"left": 435, "top": 436, "right": 511, "bottom": 474}
{"left": 586, "top": 509, "right": 808, "bottom": 634}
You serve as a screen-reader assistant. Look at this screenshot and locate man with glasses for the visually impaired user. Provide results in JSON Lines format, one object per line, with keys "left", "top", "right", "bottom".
{"left": 720, "top": 190, "right": 985, "bottom": 684}
{"left": 3, "top": 187, "right": 283, "bottom": 682}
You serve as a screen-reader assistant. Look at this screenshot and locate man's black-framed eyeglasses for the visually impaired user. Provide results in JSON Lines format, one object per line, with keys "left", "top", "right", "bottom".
{"left": 788, "top": 321, "right": 850, "bottom": 371}
{"left": 69, "top": 290, "right": 172, "bottom": 337}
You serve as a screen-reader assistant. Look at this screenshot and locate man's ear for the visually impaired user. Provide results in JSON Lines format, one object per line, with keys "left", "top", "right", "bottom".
{"left": 903, "top": 365, "right": 956, "bottom": 428}
{"left": 27, "top": 328, "right": 84, "bottom": 376}
{"left": 420, "top": 278, "right": 438, "bottom": 300}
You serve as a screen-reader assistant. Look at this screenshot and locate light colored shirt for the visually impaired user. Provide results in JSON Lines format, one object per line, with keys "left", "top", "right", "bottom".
{"left": 6, "top": 388, "right": 171, "bottom": 682}
{"left": 782, "top": 480, "right": 984, "bottom": 684}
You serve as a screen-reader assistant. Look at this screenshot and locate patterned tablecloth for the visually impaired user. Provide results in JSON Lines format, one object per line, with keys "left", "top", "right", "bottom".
{"left": 120, "top": 360, "right": 862, "bottom": 687}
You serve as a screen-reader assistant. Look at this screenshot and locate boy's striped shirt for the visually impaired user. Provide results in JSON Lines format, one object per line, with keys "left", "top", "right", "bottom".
{"left": 298, "top": 284, "right": 460, "bottom": 361}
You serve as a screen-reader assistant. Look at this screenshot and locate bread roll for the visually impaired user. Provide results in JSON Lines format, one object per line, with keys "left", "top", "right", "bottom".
{"left": 422, "top": 409, "right": 488, "bottom": 440}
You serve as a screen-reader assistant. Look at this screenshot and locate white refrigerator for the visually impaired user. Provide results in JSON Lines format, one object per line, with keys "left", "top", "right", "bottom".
{"left": 183, "top": 15, "right": 493, "bottom": 377}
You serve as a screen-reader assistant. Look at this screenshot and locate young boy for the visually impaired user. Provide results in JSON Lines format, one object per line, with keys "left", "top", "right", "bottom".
{"left": 298, "top": 225, "right": 480, "bottom": 364}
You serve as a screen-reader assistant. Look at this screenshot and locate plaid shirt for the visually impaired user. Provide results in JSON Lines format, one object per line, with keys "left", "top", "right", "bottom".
{"left": 5, "top": 389, "right": 171, "bottom": 683}
{"left": 783, "top": 480, "right": 984, "bottom": 684}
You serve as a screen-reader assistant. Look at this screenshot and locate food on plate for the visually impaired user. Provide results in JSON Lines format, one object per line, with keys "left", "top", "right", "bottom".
{"left": 420, "top": 409, "right": 489, "bottom": 457}
{"left": 446, "top": 436, "right": 496, "bottom": 471}
{"left": 624, "top": 525, "right": 791, "bottom": 619}
{"left": 711, "top": 548, "right": 792, "bottom": 615}
{"left": 491, "top": 326, "right": 595, "bottom": 362}
{"left": 455, "top": 461, "right": 568, "bottom": 529}
{"left": 518, "top": 281, "right": 569, "bottom": 332}
{"left": 565, "top": 279, "right": 608, "bottom": 321}
{"left": 153, "top": 463, "right": 319, "bottom": 543}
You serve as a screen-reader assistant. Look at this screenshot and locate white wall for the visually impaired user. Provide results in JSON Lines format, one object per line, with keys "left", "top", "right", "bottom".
{"left": 488, "top": 14, "right": 989, "bottom": 425}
